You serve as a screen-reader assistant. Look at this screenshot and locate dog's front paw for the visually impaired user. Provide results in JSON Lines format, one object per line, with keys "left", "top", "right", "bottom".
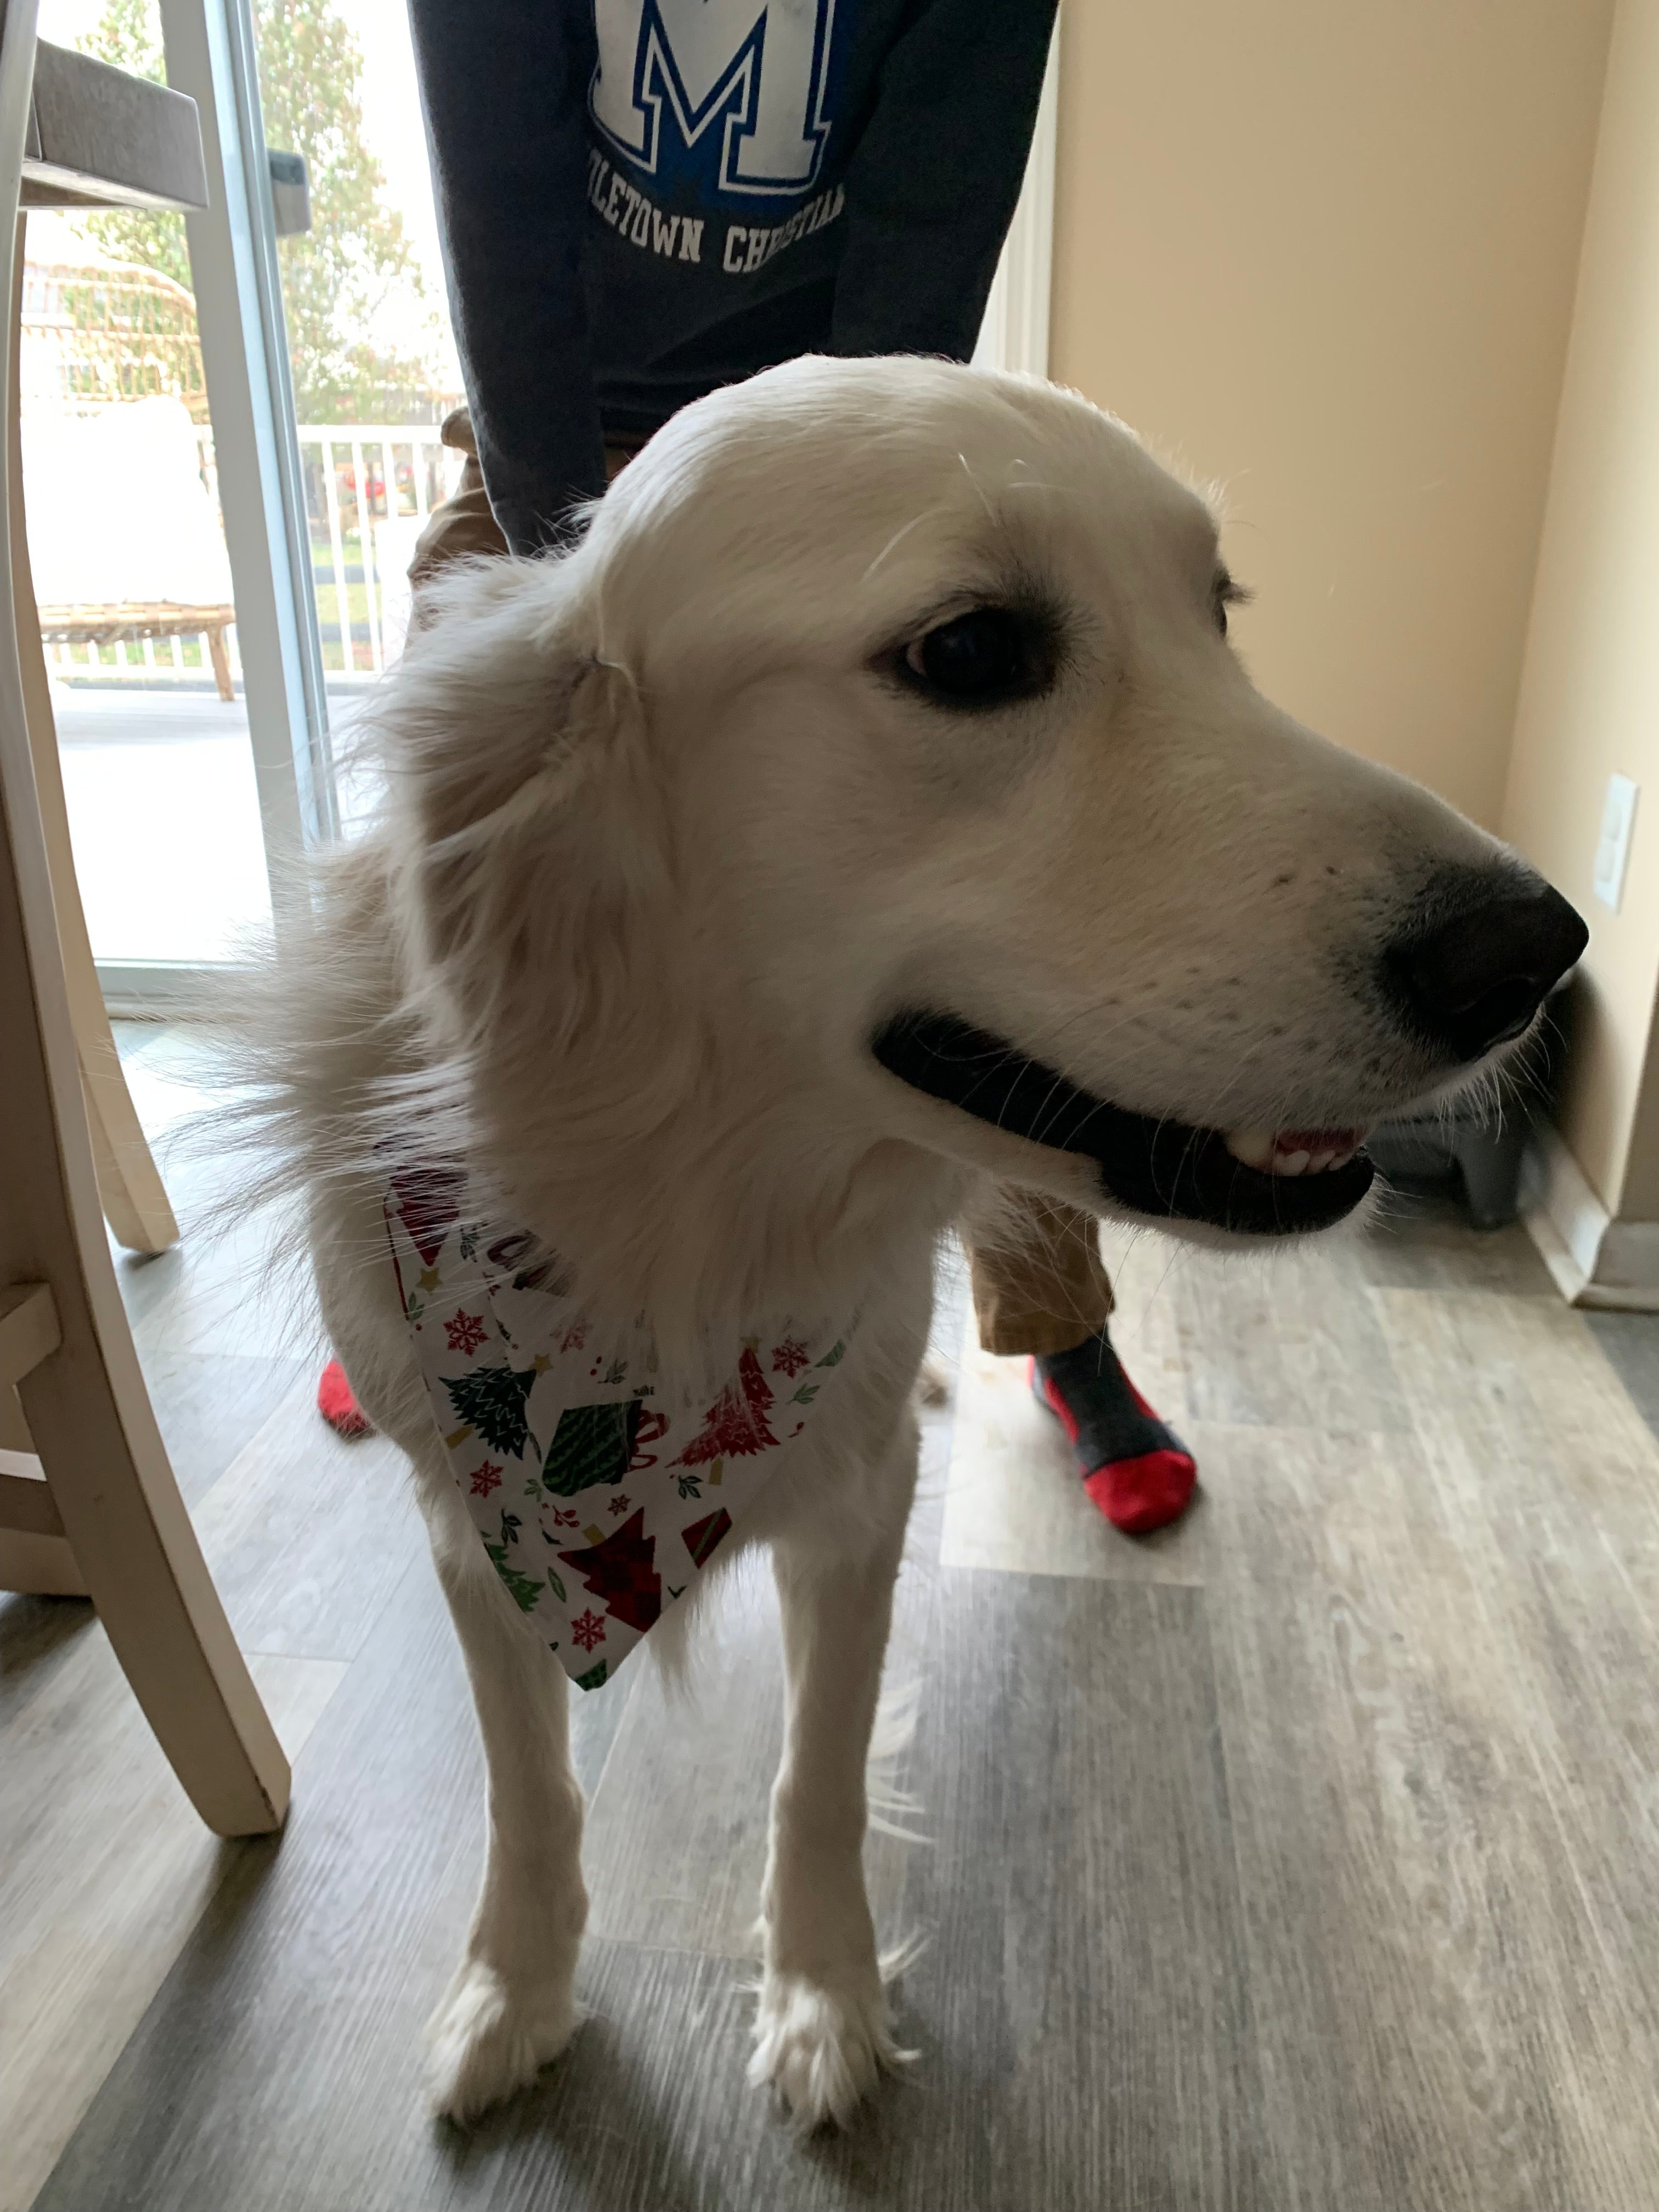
{"left": 425, "top": 1955, "right": 578, "bottom": 2123}
{"left": 748, "top": 1967, "right": 912, "bottom": 2131}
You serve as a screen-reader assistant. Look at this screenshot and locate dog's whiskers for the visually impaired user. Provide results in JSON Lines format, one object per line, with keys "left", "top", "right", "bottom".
{"left": 861, "top": 506, "right": 949, "bottom": 582}
{"left": 955, "top": 450, "right": 997, "bottom": 524}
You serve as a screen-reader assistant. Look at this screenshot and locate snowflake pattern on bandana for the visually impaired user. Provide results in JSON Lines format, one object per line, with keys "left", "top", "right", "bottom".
{"left": 385, "top": 1171, "right": 859, "bottom": 1691}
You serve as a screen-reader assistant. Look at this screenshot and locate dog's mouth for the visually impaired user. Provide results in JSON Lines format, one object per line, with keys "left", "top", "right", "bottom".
{"left": 872, "top": 1011, "right": 1375, "bottom": 1235}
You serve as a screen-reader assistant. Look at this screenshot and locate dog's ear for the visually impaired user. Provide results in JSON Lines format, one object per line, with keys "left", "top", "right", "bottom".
{"left": 384, "top": 554, "right": 630, "bottom": 839}
{"left": 375, "top": 552, "right": 670, "bottom": 1057}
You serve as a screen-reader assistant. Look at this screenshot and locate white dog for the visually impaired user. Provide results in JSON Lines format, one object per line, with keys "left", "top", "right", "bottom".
{"left": 261, "top": 356, "right": 1583, "bottom": 2131}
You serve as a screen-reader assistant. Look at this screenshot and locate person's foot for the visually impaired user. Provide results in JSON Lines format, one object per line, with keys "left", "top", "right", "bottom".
{"left": 318, "top": 1357, "right": 374, "bottom": 1438}
{"left": 1031, "top": 1331, "right": 1197, "bottom": 1534}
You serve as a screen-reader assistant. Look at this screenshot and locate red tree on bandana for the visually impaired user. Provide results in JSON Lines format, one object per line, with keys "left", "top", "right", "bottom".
{"left": 390, "top": 1164, "right": 462, "bottom": 1267}
{"left": 558, "top": 1509, "right": 662, "bottom": 1633}
{"left": 673, "top": 1347, "right": 778, "bottom": 1468}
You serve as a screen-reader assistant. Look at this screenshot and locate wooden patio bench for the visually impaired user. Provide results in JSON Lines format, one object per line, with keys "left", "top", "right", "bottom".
{"left": 36, "top": 600, "right": 238, "bottom": 700}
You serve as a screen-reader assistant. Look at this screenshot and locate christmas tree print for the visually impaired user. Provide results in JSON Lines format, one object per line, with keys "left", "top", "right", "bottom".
{"left": 557, "top": 1508, "right": 662, "bottom": 1633}
{"left": 484, "top": 1539, "right": 543, "bottom": 1613}
{"left": 540, "top": 1400, "right": 641, "bottom": 1496}
{"left": 681, "top": 1506, "right": 733, "bottom": 1568}
{"left": 390, "top": 1164, "right": 462, "bottom": 1266}
{"left": 673, "top": 1347, "right": 778, "bottom": 1468}
{"left": 740, "top": 1346, "right": 775, "bottom": 1421}
{"left": 388, "top": 1139, "right": 868, "bottom": 1696}
{"left": 444, "top": 1363, "right": 538, "bottom": 1459}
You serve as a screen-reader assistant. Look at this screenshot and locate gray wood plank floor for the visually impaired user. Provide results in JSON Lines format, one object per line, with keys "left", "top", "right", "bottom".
{"left": 13, "top": 1042, "right": 1659, "bottom": 2210}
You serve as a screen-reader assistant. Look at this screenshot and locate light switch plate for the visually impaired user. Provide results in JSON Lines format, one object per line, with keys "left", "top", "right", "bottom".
{"left": 1594, "top": 773, "right": 1638, "bottom": 912}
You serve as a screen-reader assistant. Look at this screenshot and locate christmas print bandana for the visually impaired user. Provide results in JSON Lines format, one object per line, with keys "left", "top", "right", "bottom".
{"left": 385, "top": 1166, "right": 859, "bottom": 1690}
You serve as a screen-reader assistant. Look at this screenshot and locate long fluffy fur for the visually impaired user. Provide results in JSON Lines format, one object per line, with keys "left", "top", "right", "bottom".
{"left": 239, "top": 355, "right": 1541, "bottom": 2132}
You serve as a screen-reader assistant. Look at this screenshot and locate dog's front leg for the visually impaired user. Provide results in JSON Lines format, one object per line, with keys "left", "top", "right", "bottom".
{"left": 418, "top": 1463, "right": 587, "bottom": 2123}
{"left": 751, "top": 1424, "right": 917, "bottom": 2130}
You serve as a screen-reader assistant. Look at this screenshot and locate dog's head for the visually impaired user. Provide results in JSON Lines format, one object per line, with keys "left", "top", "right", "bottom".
{"left": 383, "top": 356, "right": 1582, "bottom": 1279}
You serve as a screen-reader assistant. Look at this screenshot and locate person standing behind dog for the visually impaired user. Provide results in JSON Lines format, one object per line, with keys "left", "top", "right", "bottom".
{"left": 317, "top": 0, "right": 1198, "bottom": 1537}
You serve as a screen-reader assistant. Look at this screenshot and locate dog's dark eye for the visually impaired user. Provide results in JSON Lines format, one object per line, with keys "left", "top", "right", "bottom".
{"left": 1212, "top": 567, "right": 1251, "bottom": 639}
{"left": 901, "top": 607, "right": 1041, "bottom": 705}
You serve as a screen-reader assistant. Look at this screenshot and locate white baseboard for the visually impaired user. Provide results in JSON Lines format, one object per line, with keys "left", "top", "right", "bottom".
{"left": 1520, "top": 1122, "right": 1659, "bottom": 1310}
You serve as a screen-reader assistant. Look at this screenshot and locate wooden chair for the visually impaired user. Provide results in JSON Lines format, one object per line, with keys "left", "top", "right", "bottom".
{"left": 0, "top": 14, "right": 287, "bottom": 1837}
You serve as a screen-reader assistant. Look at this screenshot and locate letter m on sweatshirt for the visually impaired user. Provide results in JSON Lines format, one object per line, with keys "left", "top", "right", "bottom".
{"left": 590, "top": 0, "right": 837, "bottom": 196}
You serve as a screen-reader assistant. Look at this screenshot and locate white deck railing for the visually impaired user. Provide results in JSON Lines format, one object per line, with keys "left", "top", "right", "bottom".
{"left": 45, "top": 421, "right": 465, "bottom": 691}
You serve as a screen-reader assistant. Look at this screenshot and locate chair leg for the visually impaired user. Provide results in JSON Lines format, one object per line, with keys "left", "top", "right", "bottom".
{"left": 1454, "top": 1123, "right": 1530, "bottom": 1231}
{"left": 5, "top": 1282, "right": 290, "bottom": 1833}
{"left": 1, "top": 989, "right": 289, "bottom": 1829}
{"left": 0, "top": 1452, "right": 89, "bottom": 1596}
{"left": 78, "top": 1033, "right": 180, "bottom": 1256}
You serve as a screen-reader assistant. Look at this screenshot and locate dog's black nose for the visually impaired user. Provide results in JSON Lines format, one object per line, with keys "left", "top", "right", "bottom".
{"left": 1387, "top": 878, "right": 1587, "bottom": 1063}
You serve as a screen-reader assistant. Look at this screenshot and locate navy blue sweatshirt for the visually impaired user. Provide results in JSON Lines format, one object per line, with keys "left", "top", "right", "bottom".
{"left": 409, "top": 0, "right": 1058, "bottom": 551}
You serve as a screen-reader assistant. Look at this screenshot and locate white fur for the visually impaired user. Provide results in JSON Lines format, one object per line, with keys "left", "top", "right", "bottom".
{"left": 256, "top": 357, "right": 1521, "bottom": 2130}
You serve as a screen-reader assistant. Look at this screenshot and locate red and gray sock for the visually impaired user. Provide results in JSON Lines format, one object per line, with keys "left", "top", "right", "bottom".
{"left": 1031, "top": 1331, "right": 1197, "bottom": 1534}
{"left": 317, "top": 1358, "right": 373, "bottom": 1438}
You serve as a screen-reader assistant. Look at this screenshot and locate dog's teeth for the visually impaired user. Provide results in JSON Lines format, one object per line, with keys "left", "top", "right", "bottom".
{"left": 1224, "top": 1128, "right": 1276, "bottom": 1171}
{"left": 1225, "top": 1127, "right": 1363, "bottom": 1177}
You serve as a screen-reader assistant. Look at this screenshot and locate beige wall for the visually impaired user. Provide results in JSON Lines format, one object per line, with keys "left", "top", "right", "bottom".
{"left": 1502, "top": 0, "right": 1659, "bottom": 1221}
{"left": 1049, "top": 0, "right": 1613, "bottom": 831}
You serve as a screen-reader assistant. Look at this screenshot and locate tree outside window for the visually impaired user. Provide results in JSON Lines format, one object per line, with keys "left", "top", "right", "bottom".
{"left": 75, "top": 0, "right": 456, "bottom": 425}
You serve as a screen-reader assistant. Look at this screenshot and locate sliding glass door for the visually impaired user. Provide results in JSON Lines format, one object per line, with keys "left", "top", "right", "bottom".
{"left": 247, "top": 0, "right": 461, "bottom": 742}
{"left": 24, "top": 0, "right": 459, "bottom": 1003}
{"left": 27, "top": 0, "right": 284, "bottom": 994}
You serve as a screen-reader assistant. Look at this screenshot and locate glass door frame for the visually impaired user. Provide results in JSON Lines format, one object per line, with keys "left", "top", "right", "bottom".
{"left": 94, "top": 0, "right": 334, "bottom": 1009}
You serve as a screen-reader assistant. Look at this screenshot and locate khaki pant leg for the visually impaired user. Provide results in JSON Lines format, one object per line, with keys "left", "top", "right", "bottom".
{"left": 408, "top": 408, "right": 644, "bottom": 594}
{"left": 968, "top": 1193, "right": 1114, "bottom": 1358}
